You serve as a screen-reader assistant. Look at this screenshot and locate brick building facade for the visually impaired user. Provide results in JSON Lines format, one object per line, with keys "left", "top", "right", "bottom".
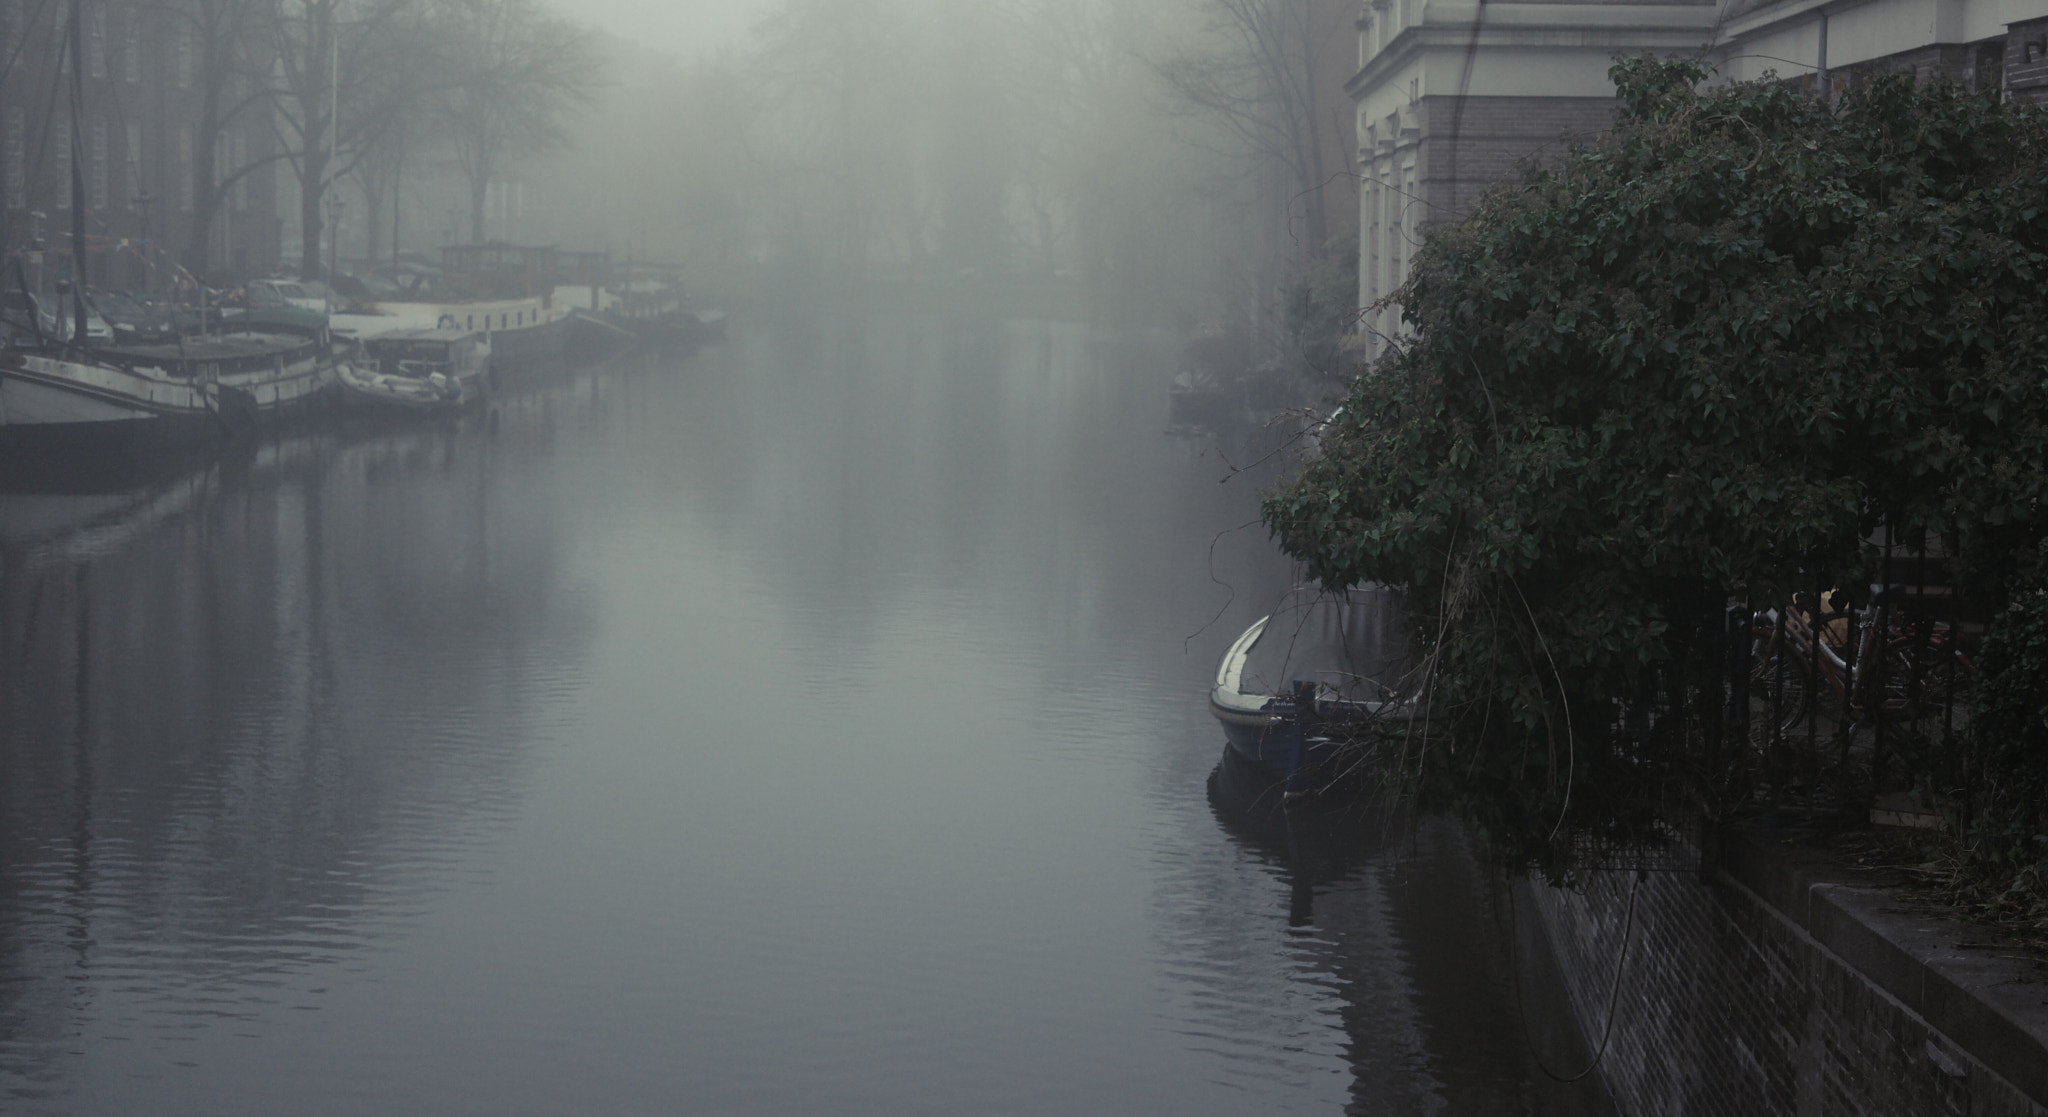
{"left": 0, "top": 0, "right": 281, "bottom": 294}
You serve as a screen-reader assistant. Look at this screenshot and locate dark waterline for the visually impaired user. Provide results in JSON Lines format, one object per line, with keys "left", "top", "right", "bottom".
{"left": 0, "top": 309, "right": 1601, "bottom": 1114}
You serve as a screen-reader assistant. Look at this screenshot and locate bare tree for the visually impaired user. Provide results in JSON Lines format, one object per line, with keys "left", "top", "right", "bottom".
{"left": 431, "top": 0, "right": 598, "bottom": 246}
{"left": 749, "top": 0, "right": 929, "bottom": 269}
{"left": 266, "top": 0, "right": 431, "bottom": 278}
{"left": 350, "top": 119, "right": 402, "bottom": 266}
{"left": 149, "top": 0, "right": 280, "bottom": 279}
{"left": 1154, "top": 0, "right": 1349, "bottom": 252}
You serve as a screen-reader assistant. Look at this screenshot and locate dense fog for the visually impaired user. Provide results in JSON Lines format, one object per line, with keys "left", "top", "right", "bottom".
{"left": 0, "top": 4, "right": 1632, "bottom": 1114}
{"left": 495, "top": 0, "right": 1359, "bottom": 328}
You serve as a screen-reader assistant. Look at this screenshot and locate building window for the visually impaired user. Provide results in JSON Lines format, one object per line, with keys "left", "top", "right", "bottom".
{"left": 1386, "top": 171, "right": 1398, "bottom": 289}
{"left": 3, "top": 107, "right": 21, "bottom": 210}
{"left": 1388, "top": 171, "right": 1404, "bottom": 291}
{"left": 87, "top": 6, "right": 105, "bottom": 79}
{"left": 231, "top": 131, "right": 249, "bottom": 212}
{"left": 1383, "top": 171, "right": 1397, "bottom": 292}
{"left": 89, "top": 117, "right": 108, "bottom": 210}
{"left": 178, "top": 126, "right": 192, "bottom": 212}
{"left": 125, "top": 120, "right": 139, "bottom": 207}
{"left": 175, "top": 23, "right": 192, "bottom": 89}
{"left": 1365, "top": 180, "right": 1380, "bottom": 303}
{"left": 1402, "top": 167, "right": 1417, "bottom": 283}
{"left": 124, "top": 8, "right": 140, "bottom": 83}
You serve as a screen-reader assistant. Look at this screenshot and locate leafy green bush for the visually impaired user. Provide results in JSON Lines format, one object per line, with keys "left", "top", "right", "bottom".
{"left": 1263, "top": 58, "right": 2048, "bottom": 875}
{"left": 1960, "top": 548, "right": 2048, "bottom": 924}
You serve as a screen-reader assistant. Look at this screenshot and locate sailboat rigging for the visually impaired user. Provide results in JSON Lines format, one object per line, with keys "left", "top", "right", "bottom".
{"left": 0, "top": 0, "right": 348, "bottom": 452}
{"left": 66, "top": 0, "right": 87, "bottom": 348}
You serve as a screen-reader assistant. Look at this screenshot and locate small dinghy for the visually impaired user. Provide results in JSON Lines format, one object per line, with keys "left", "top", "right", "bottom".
{"left": 337, "top": 329, "right": 489, "bottom": 415}
{"left": 1208, "top": 584, "right": 1414, "bottom": 781}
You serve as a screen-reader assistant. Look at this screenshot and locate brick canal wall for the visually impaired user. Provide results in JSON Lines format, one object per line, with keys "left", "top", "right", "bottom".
{"left": 1521, "top": 826, "right": 2048, "bottom": 1116}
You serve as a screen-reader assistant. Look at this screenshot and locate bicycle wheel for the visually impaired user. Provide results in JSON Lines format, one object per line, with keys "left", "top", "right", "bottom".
{"left": 1874, "top": 633, "right": 1973, "bottom": 723}
{"left": 1746, "top": 637, "right": 1814, "bottom": 738}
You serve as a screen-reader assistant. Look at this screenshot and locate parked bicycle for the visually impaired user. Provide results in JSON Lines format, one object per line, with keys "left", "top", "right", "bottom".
{"left": 1745, "top": 591, "right": 1974, "bottom": 735}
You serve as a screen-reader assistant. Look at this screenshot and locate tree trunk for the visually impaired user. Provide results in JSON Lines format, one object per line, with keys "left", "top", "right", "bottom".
{"left": 184, "top": 67, "right": 223, "bottom": 278}
{"left": 1296, "top": 0, "right": 1327, "bottom": 253}
{"left": 296, "top": 2, "right": 334, "bottom": 279}
{"left": 300, "top": 142, "right": 326, "bottom": 279}
{"left": 185, "top": 157, "right": 219, "bottom": 279}
{"left": 469, "top": 174, "right": 487, "bottom": 245}
{"left": 361, "top": 173, "right": 383, "bottom": 267}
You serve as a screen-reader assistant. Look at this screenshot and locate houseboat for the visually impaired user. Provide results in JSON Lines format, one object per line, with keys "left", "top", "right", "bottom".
{"left": 361, "top": 244, "right": 567, "bottom": 374}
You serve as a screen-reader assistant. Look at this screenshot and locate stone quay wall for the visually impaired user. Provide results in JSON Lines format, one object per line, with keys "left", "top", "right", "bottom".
{"left": 1522, "top": 826, "right": 2048, "bottom": 1116}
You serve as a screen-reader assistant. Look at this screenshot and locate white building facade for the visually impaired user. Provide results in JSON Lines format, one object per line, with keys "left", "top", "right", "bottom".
{"left": 1350, "top": 0, "right": 2048, "bottom": 358}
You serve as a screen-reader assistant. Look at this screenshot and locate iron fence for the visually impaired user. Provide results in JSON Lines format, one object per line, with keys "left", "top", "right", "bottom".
{"left": 1713, "top": 525, "right": 1979, "bottom": 824}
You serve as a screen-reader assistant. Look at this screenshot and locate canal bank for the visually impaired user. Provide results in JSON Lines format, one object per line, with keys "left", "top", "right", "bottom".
{"left": 1520, "top": 822, "right": 2048, "bottom": 1115}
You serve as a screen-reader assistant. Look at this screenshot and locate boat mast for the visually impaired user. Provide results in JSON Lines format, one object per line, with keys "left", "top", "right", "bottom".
{"left": 326, "top": 17, "right": 337, "bottom": 279}
{"left": 66, "top": 0, "right": 88, "bottom": 347}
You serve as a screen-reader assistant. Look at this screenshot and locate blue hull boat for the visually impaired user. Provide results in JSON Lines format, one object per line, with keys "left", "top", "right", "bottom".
{"left": 1208, "top": 584, "right": 1414, "bottom": 783}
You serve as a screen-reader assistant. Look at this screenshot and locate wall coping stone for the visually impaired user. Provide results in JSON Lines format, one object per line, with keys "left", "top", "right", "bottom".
{"left": 1717, "top": 823, "right": 2048, "bottom": 1106}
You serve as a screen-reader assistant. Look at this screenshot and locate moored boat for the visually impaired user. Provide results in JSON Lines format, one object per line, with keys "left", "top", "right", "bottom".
{"left": 0, "top": 2, "right": 346, "bottom": 455}
{"left": 0, "top": 326, "right": 341, "bottom": 451}
{"left": 337, "top": 329, "right": 490, "bottom": 415}
{"left": 403, "top": 243, "right": 568, "bottom": 373}
{"left": 331, "top": 245, "right": 576, "bottom": 376}
{"left": 686, "top": 308, "right": 728, "bottom": 341}
{"left": 1167, "top": 369, "right": 1234, "bottom": 430}
{"left": 0, "top": 77, "right": 336, "bottom": 453}
{"left": 621, "top": 307, "right": 727, "bottom": 352}
{"left": 1208, "top": 584, "right": 1414, "bottom": 782}
{"left": 385, "top": 295, "right": 563, "bottom": 372}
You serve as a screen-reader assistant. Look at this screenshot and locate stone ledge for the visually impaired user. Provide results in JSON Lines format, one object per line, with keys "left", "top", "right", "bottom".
{"left": 1717, "top": 823, "right": 2048, "bottom": 1107}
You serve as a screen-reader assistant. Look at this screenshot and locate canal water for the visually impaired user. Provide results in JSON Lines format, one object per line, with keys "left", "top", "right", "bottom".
{"left": 0, "top": 307, "right": 1602, "bottom": 1114}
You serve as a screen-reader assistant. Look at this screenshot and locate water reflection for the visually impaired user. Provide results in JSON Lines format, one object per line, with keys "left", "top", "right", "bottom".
{"left": 1203, "top": 752, "right": 1612, "bottom": 1115}
{"left": 0, "top": 391, "right": 596, "bottom": 1110}
{"left": 1, "top": 313, "right": 1598, "bottom": 1114}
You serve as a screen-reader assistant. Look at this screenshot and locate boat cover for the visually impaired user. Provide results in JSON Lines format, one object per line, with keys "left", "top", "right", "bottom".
{"left": 1239, "top": 584, "right": 1411, "bottom": 701}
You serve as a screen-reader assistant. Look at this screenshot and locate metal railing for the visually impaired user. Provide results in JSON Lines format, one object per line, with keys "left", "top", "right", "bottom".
{"left": 1715, "top": 527, "right": 1979, "bottom": 821}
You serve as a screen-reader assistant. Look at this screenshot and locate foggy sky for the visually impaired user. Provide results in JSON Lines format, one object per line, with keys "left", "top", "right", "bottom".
{"left": 553, "top": 0, "right": 768, "bottom": 58}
